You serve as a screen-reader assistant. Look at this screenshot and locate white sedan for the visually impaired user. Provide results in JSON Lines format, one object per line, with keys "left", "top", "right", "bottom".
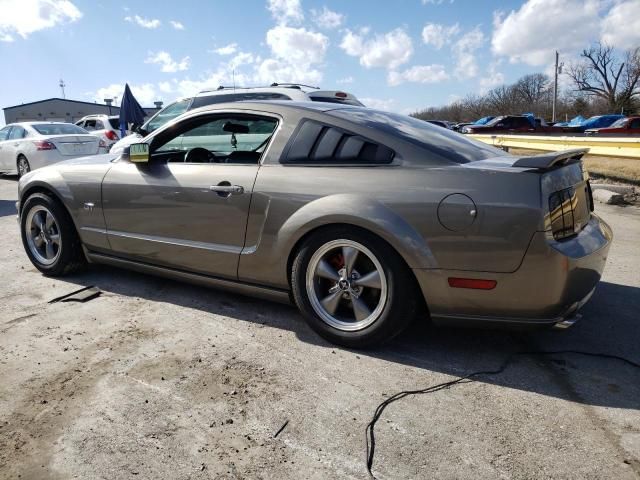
{"left": 0, "top": 122, "right": 104, "bottom": 178}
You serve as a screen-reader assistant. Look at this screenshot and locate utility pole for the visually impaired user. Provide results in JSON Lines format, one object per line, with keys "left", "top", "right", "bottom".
{"left": 59, "top": 79, "right": 66, "bottom": 99}
{"left": 552, "top": 52, "right": 558, "bottom": 122}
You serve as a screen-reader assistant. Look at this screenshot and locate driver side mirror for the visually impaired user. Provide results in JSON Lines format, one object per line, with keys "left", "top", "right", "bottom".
{"left": 124, "top": 143, "right": 150, "bottom": 163}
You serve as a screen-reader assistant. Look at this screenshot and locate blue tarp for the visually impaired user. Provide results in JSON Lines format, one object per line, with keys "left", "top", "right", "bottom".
{"left": 522, "top": 112, "right": 536, "bottom": 128}
{"left": 119, "top": 83, "right": 147, "bottom": 138}
{"left": 554, "top": 114, "right": 623, "bottom": 130}
{"left": 581, "top": 115, "right": 625, "bottom": 130}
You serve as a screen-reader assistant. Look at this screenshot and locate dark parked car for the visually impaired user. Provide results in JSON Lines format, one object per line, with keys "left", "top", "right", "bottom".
{"left": 17, "top": 101, "right": 611, "bottom": 348}
{"left": 461, "top": 115, "right": 536, "bottom": 134}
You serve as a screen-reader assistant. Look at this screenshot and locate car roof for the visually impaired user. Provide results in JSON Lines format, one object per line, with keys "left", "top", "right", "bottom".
{"left": 186, "top": 100, "right": 356, "bottom": 115}
{"left": 194, "top": 86, "right": 360, "bottom": 102}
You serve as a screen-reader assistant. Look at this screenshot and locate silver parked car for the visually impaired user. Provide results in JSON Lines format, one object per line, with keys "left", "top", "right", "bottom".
{"left": 17, "top": 102, "right": 612, "bottom": 347}
{"left": 0, "top": 122, "right": 103, "bottom": 178}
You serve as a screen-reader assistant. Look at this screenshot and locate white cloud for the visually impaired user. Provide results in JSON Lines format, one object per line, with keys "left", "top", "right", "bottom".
{"left": 266, "top": 25, "right": 328, "bottom": 64}
{"left": 254, "top": 26, "right": 328, "bottom": 85}
{"left": 158, "top": 81, "right": 173, "bottom": 93}
{"left": 94, "top": 83, "right": 159, "bottom": 107}
{"left": 336, "top": 76, "right": 354, "bottom": 84}
{"left": 422, "top": 22, "right": 460, "bottom": 49}
{"left": 267, "top": 0, "right": 303, "bottom": 25}
{"left": 453, "top": 26, "right": 484, "bottom": 78}
{"left": 169, "top": 20, "right": 184, "bottom": 30}
{"left": 0, "top": 0, "right": 82, "bottom": 42}
{"left": 491, "top": 0, "right": 601, "bottom": 66}
{"left": 360, "top": 97, "right": 395, "bottom": 111}
{"left": 214, "top": 43, "right": 238, "bottom": 55}
{"left": 601, "top": 1, "right": 640, "bottom": 50}
{"left": 479, "top": 63, "right": 505, "bottom": 92}
{"left": 311, "top": 6, "right": 344, "bottom": 29}
{"left": 340, "top": 28, "right": 413, "bottom": 70}
{"left": 124, "top": 14, "right": 161, "bottom": 29}
{"left": 145, "top": 51, "right": 190, "bottom": 73}
{"left": 388, "top": 64, "right": 449, "bottom": 86}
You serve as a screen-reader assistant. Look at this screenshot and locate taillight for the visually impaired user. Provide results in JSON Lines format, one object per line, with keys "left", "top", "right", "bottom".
{"left": 105, "top": 130, "right": 118, "bottom": 141}
{"left": 549, "top": 187, "right": 576, "bottom": 240}
{"left": 33, "top": 140, "right": 56, "bottom": 151}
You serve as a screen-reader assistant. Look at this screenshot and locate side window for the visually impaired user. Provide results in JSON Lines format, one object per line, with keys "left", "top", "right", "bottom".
{"left": 630, "top": 119, "right": 640, "bottom": 129}
{"left": 282, "top": 120, "right": 394, "bottom": 165}
{"left": 0, "top": 126, "right": 11, "bottom": 141}
{"left": 75, "top": 121, "right": 85, "bottom": 128}
{"left": 8, "top": 127, "right": 26, "bottom": 139}
{"left": 84, "top": 119, "right": 97, "bottom": 131}
{"left": 94, "top": 120, "right": 105, "bottom": 130}
{"left": 152, "top": 114, "right": 278, "bottom": 164}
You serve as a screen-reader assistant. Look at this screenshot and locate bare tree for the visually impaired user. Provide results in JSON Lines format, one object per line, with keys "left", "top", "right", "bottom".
{"left": 567, "top": 42, "right": 640, "bottom": 113}
{"left": 514, "top": 73, "right": 551, "bottom": 107}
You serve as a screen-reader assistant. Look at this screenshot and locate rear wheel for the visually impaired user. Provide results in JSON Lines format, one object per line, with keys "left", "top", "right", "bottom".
{"left": 17, "top": 156, "right": 30, "bottom": 179}
{"left": 291, "top": 228, "right": 417, "bottom": 348}
{"left": 20, "top": 193, "right": 86, "bottom": 276}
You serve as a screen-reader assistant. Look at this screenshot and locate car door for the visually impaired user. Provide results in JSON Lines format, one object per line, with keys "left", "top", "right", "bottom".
{"left": 101, "top": 111, "right": 280, "bottom": 280}
{"left": 0, "top": 126, "right": 12, "bottom": 170}
{"left": 629, "top": 119, "right": 640, "bottom": 134}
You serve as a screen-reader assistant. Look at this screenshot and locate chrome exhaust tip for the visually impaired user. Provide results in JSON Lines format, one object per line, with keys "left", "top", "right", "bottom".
{"left": 553, "top": 313, "right": 582, "bottom": 330}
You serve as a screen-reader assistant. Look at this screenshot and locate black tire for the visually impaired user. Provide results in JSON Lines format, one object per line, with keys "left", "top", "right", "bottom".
{"left": 20, "top": 192, "right": 86, "bottom": 276}
{"left": 17, "top": 155, "right": 30, "bottom": 179}
{"left": 291, "top": 227, "right": 418, "bottom": 348}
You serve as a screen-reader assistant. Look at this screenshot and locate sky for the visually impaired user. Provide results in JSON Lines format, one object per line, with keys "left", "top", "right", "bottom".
{"left": 0, "top": 0, "right": 639, "bottom": 119}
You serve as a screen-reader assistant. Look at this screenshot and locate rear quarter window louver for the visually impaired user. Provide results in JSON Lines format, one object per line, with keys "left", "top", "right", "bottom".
{"left": 282, "top": 120, "right": 394, "bottom": 164}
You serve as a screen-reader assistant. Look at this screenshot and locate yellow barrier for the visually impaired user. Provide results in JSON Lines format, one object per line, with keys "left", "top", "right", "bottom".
{"left": 468, "top": 134, "right": 640, "bottom": 159}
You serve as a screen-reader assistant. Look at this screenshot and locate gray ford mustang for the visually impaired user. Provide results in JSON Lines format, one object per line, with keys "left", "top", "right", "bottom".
{"left": 17, "top": 101, "right": 612, "bottom": 347}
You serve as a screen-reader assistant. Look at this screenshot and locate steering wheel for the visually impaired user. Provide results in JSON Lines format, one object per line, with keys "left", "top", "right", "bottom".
{"left": 184, "top": 147, "right": 216, "bottom": 163}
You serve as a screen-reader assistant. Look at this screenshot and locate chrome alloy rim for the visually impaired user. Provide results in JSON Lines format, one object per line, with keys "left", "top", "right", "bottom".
{"left": 18, "top": 158, "right": 29, "bottom": 176}
{"left": 306, "top": 239, "right": 387, "bottom": 332}
{"left": 25, "top": 206, "right": 61, "bottom": 266}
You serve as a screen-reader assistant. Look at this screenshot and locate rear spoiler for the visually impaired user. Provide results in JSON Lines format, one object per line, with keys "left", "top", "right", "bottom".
{"left": 512, "top": 148, "right": 589, "bottom": 170}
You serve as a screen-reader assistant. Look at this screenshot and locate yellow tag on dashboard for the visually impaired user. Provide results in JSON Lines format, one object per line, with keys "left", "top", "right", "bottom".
{"left": 129, "top": 143, "right": 150, "bottom": 163}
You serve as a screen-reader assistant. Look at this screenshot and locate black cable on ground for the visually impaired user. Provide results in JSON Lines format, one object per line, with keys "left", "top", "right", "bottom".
{"left": 365, "top": 350, "right": 640, "bottom": 479}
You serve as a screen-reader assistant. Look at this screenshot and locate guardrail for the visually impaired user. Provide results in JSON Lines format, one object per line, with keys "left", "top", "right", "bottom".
{"left": 468, "top": 134, "right": 640, "bottom": 159}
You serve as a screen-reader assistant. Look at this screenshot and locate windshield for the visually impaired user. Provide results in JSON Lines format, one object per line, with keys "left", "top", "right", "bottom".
{"left": 143, "top": 98, "right": 192, "bottom": 133}
{"left": 330, "top": 108, "right": 509, "bottom": 164}
{"left": 109, "top": 118, "right": 120, "bottom": 130}
{"left": 608, "top": 118, "right": 627, "bottom": 128}
{"left": 32, "top": 123, "right": 89, "bottom": 135}
{"left": 483, "top": 116, "right": 506, "bottom": 127}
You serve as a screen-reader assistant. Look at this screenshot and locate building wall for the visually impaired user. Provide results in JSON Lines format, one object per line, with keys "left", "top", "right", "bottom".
{"left": 3, "top": 98, "right": 159, "bottom": 125}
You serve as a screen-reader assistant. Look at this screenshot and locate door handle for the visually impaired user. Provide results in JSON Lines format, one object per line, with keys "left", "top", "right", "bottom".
{"left": 210, "top": 183, "right": 244, "bottom": 197}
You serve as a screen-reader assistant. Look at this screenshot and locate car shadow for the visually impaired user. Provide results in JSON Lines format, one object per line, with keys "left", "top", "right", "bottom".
{"left": 54, "top": 265, "right": 640, "bottom": 410}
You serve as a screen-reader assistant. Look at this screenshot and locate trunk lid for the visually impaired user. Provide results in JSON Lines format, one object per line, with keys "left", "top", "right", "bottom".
{"left": 48, "top": 135, "right": 99, "bottom": 156}
{"left": 467, "top": 149, "right": 593, "bottom": 239}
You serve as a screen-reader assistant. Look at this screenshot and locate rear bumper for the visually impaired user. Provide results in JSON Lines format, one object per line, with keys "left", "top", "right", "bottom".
{"left": 414, "top": 214, "right": 612, "bottom": 327}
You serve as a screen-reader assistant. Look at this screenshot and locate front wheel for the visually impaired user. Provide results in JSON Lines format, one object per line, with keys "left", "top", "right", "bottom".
{"left": 17, "top": 156, "right": 30, "bottom": 179}
{"left": 20, "top": 193, "right": 86, "bottom": 276}
{"left": 291, "top": 228, "right": 417, "bottom": 348}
